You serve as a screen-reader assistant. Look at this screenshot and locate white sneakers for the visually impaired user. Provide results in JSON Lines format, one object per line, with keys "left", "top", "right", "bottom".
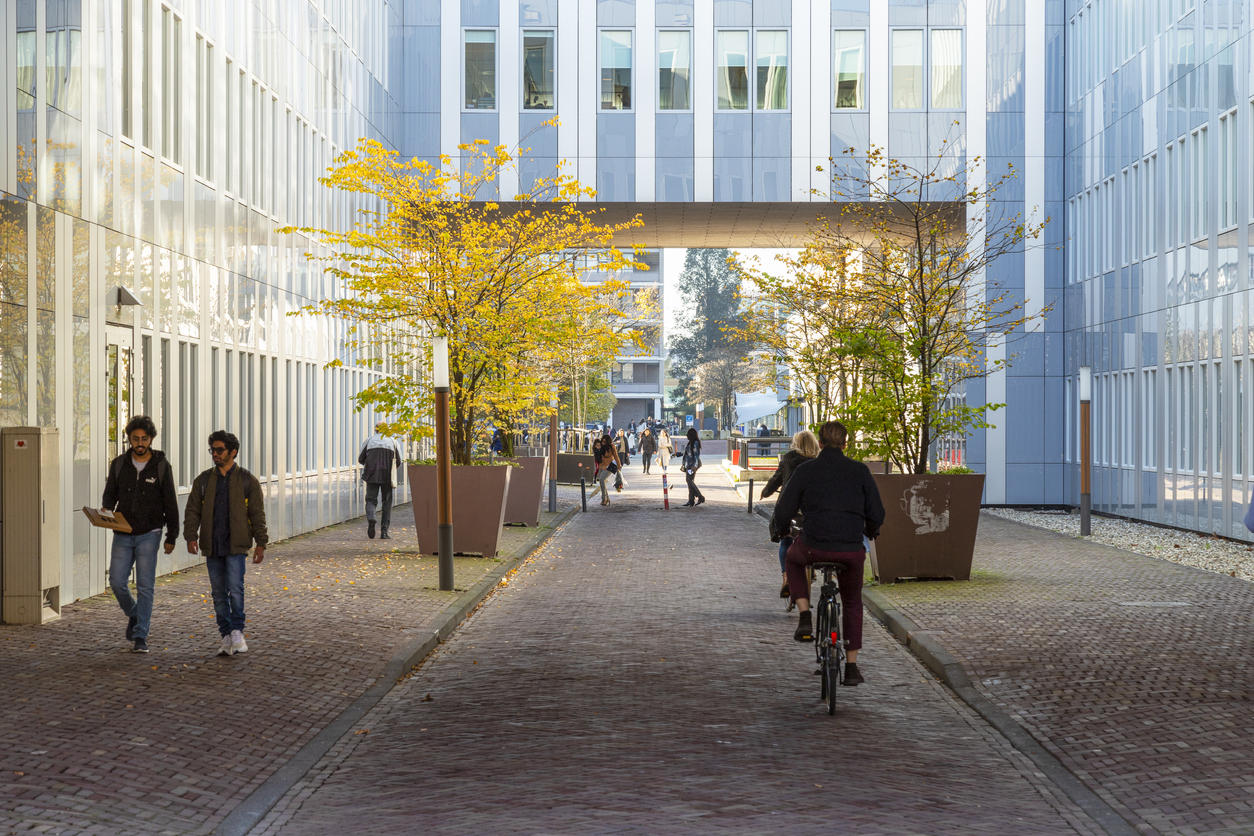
{"left": 217, "top": 630, "right": 249, "bottom": 656}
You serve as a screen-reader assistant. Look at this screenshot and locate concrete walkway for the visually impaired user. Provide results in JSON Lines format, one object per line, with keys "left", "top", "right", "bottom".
{"left": 251, "top": 467, "right": 1108, "bottom": 836}
{"left": 0, "top": 502, "right": 570, "bottom": 836}
{"left": 871, "top": 512, "right": 1254, "bottom": 836}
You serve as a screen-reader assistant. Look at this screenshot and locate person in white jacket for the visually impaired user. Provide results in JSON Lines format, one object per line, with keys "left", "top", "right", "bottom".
{"left": 359, "top": 423, "right": 404, "bottom": 539}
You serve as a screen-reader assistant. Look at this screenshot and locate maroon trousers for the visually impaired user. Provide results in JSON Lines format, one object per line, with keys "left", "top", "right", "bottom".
{"left": 785, "top": 538, "right": 865, "bottom": 651}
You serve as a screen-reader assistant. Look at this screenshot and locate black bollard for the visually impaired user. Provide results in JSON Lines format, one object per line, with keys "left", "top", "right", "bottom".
{"left": 580, "top": 477, "right": 587, "bottom": 512}
{"left": 747, "top": 478, "right": 754, "bottom": 513}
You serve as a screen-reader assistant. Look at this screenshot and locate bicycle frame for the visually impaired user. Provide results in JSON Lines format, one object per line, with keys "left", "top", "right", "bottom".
{"left": 813, "top": 565, "right": 846, "bottom": 714}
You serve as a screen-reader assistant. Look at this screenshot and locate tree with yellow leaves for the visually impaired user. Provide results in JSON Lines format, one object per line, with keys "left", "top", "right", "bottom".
{"left": 286, "top": 131, "right": 643, "bottom": 465}
{"left": 743, "top": 136, "right": 1048, "bottom": 473}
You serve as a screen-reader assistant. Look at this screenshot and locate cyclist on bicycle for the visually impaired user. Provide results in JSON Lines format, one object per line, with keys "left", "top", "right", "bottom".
{"left": 770, "top": 420, "right": 885, "bottom": 686}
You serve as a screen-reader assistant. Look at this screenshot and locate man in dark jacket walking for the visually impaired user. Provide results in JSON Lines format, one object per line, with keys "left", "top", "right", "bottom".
{"left": 359, "top": 422, "right": 404, "bottom": 539}
{"left": 771, "top": 420, "right": 885, "bottom": 686}
{"left": 101, "top": 415, "right": 180, "bottom": 653}
{"left": 184, "top": 431, "right": 269, "bottom": 657}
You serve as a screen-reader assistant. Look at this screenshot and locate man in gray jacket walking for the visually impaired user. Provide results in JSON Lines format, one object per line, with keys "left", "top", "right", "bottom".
{"left": 360, "top": 422, "right": 404, "bottom": 539}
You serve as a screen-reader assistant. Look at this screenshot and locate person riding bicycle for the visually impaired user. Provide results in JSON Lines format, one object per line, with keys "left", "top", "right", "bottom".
{"left": 770, "top": 420, "right": 885, "bottom": 686}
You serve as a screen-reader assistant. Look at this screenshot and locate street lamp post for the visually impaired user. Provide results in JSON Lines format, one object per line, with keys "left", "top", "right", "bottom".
{"left": 1079, "top": 366, "right": 1091, "bottom": 536}
{"left": 433, "top": 337, "right": 455, "bottom": 590}
{"left": 548, "top": 396, "right": 558, "bottom": 513}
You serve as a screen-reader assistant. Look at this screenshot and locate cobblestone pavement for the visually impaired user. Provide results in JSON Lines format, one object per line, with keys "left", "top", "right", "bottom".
{"left": 258, "top": 467, "right": 1106, "bottom": 836}
{"left": 874, "top": 512, "right": 1254, "bottom": 836}
{"left": 0, "top": 503, "right": 569, "bottom": 836}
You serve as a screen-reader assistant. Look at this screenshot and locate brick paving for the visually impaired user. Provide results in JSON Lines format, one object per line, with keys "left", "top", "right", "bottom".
{"left": 0, "top": 502, "right": 570, "bottom": 836}
{"left": 872, "top": 512, "right": 1254, "bottom": 836}
{"left": 257, "top": 467, "right": 1105, "bottom": 836}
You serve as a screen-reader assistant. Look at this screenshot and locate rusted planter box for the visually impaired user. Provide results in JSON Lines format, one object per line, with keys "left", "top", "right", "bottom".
{"left": 406, "top": 464, "right": 511, "bottom": 556}
{"left": 869, "top": 473, "right": 985, "bottom": 583}
{"left": 499, "top": 455, "right": 546, "bottom": 526}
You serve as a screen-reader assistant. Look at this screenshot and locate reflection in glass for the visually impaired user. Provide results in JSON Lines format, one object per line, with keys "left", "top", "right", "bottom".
{"left": 931, "top": 30, "right": 962, "bottom": 108}
{"left": 717, "top": 30, "right": 749, "bottom": 110}
{"left": 756, "top": 31, "right": 787, "bottom": 110}
{"left": 523, "top": 31, "right": 555, "bottom": 109}
{"left": 834, "top": 30, "right": 866, "bottom": 109}
{"left": 464, "top": 31, "right": 496, "bottom": 109}
{"left": 891, "top": 29, "right": 924, "bottom": 109}
{"left": 658, "top": 30, "right": 691, "bottom": 110}
{"left": 601, "top": 31, "right": 632, "bottom": 109}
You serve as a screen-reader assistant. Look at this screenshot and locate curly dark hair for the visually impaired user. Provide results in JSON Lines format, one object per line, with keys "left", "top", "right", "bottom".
{"left": 124, "top": 415, "right": 158, "bottom": 439}
{"left": 208, "top": 429, "right": 240, "bottom": 454}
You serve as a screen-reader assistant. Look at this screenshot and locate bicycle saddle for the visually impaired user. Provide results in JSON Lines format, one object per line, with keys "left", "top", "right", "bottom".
{"left": 811, "top": 562, "right": 847, "bottom": 573}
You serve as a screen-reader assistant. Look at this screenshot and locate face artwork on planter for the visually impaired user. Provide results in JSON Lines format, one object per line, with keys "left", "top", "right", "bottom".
{"left": 901, "top": 481, "right": 951, "bottom": 535}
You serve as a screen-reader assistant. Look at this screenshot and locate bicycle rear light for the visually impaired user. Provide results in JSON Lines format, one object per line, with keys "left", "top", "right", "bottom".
{"left": 831, "top": 632, "right": 839, "bottom": 644}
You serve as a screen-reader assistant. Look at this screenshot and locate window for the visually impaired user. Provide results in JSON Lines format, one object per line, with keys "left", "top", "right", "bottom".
{"left": 755, "top": 31, "right": 787, "bottom": 110}
{"left": 600, "top": 31, "right": 632, "bottom": 110}
{"left": 1191, "top": 126, "right": 1208, "bottom": 240}
{"left": 195, "top": 37, "right": 212, "bottom": 180}
{"left": 658, "top": 30, "right": 691, "bottom": 110}
{"left": 891, "top": 30, "right": 924, "bottom": 109}
{"left": 1143, "top": 369, "right": 1156, "bottom": 468}
{"left": 833, "top": 30, "right": 866, "bottom": 109}
{"left": 717, "top": 30, "right": 749, "bottom": 110}
{"left": 225, "top": 59, "right": 234, "bottom": 193}
{"left": 122, "top": 0, "right": 132, "bottom": 137}
{"left": 522, "top": 30, "right": 555, "bottom": 110}
{"left": 1220, "top": 110, "right": 1236, "bottom": 229}
{"left": 1236, "top": 360, "right": 1244, "bottom": 477}
{"left": 161, "top": 8, "right": 181, "bottom": 163}
{"left": 142, "top": 0, "right": 152, "bottom": 147}
{"left": 930, "top": 29, "right": 962, "bottom": 108}
{"left": 464, "top": 30, "right": 496, "bottom": 110}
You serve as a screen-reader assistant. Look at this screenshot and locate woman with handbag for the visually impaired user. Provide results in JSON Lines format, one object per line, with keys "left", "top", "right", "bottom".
{"left": 656, "top": 428, "right": 674, "bottom": 472}
{"left": 596, "top": 433, "right": 621, "bottom": 506}
{"left": 675, "top": 427, "right": 705, "bottom": 506}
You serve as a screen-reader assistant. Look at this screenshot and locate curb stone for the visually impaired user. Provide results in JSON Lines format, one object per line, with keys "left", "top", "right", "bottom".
{"left": 754, "top": 501, "right": 1138, "bottom": 836}
{"left": 212, "top": 506, "right": 579, "bottom": 836}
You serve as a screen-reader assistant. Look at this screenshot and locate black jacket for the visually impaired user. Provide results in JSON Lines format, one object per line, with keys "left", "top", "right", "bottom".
{"left": 761, "top": 449, "right": 811, "bottom": 499}
{"left": 771, "top": 447, "right": 885, "bottom": 552}
{"left": 101, "top": 450, "right": 180, "bottom": 543}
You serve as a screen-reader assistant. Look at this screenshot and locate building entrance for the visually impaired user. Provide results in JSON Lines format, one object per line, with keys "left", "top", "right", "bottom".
{"left": 104, "top": 325, "right": 134, "bottom": 462}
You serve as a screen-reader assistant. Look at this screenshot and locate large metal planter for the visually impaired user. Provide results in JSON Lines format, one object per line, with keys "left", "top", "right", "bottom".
{"left": 499, "top": 456, "right": 546, "bottom": 526}
{"left": 554, "top": 452, "right": 596, "bottom": 484}
{"left": 406, "top": 464, "right": 511, "bottom": 556}
{"left": 869, "top": 473, "right": 985, "bottom": 583}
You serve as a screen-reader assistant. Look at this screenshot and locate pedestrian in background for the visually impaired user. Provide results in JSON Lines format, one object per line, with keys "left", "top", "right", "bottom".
{"left": 359, "top": 422, "right": 404, "bottom": 539}
{"left": 101, "top": 415, "right": 180, "bottom": 653}
{"left": 596, "top": 433, "right": 622, "bottom": 505}
{"left": 184, "top": 431, "right": 269, "bottom": 657}
{"left": 676, "top": 427, "right": 705, "bottom": 506}
{"left": 761, "top": 429, "right": 820, "bottom": 601}
{"left": 490, "top": 428, "right": 505, "bottom": 456}
{"left": 757, "top": 422, "right": 770, "bottom": 456}
{"left": 614, "top": 428, "right": 632, "bottom": 466}
{"left": 638, "top": 427, "right": 658, "bottom": 474}
{"left": 656, "top": 427, "right": 674, "bottom": 471}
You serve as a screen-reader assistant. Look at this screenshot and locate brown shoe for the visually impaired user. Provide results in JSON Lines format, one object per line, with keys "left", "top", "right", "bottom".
{"left": 779, "top": 582, "right": 789, "bottom": 598}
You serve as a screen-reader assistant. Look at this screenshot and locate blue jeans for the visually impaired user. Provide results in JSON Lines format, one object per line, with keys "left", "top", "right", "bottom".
{"left": 109, "top": 530, "right": 162, "bottom": 640}
{"left": 206, "top": 554, "right": 247, "bottom": 636}
{"left": 778, "top": 535, "right": 793, "bottom": 574}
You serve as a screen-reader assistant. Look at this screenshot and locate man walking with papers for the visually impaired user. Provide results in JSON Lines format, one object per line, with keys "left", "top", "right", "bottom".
{"left": 101, "top": 416, "right": 180, "bottom": 653}
{"left": 359, "top": 422, "right": 404, "bottom": 540}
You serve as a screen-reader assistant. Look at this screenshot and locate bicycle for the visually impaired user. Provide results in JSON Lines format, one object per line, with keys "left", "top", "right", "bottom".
{"left": 812, "top": 562, "right": 847, "bottom": 715}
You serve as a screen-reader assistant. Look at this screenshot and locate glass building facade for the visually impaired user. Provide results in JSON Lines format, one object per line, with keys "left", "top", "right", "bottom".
{"left": 2, "top": 0, "right": 410, "bottom": 604}
{"left": 6, "top": 0, "right": 1251, "bottom": 613}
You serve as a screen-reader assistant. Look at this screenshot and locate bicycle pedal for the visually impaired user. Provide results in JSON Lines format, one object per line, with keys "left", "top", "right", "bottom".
{"left": 813, "top": 669, "right": 822, "bottom": 676}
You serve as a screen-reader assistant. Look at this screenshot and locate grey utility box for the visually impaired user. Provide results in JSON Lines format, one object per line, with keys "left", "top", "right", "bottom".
{"left": 1, "top": 427, "right": 61, "bottom": 624}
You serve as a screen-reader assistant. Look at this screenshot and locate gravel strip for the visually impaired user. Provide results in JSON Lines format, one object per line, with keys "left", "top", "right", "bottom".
{"left": 985, "top": 508, "right": 1254, "bottom": 582}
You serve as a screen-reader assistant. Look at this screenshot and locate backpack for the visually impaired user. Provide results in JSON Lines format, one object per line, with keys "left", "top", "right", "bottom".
{"left": 111, "top": 453, "right": 171, "bottom": 493}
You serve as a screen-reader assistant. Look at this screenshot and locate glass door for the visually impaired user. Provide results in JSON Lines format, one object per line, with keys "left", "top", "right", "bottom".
{"left": 105, "top": 325, "right": 134, "bottom": 462}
